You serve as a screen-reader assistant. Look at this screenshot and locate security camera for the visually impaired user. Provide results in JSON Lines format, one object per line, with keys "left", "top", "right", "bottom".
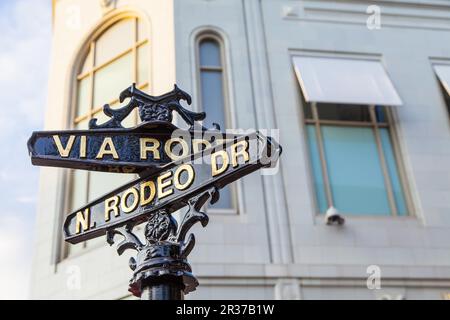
{"left": 325, "top": 206, "right": 345, "bottom": 226}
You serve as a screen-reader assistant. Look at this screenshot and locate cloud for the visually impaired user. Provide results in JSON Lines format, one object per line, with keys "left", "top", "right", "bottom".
{"left": 0, "top": 214, "right": 35, "bottom": 299}
{"left": 0, "top": 0, "right": 51, "bottom": 300}
{"left": 16, "top": 196, "right": 37, "bottom": 204}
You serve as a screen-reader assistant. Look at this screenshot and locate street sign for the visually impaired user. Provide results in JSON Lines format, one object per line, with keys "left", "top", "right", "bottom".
{"left": 28, "top": 122, "right": 241, "bottom": 174}
{"left": 63, "top": 131, "right": 280, "bottom": 243}
{"left": 28, "top": 84, "right": 219, "bottom": 174}
{"left": 28, "top": 83, "right": 282, "bottom": 299}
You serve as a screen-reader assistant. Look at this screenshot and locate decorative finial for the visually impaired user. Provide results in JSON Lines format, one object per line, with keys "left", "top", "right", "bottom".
{"left": 89, "top": 84, "right": 208, "bottom": 131}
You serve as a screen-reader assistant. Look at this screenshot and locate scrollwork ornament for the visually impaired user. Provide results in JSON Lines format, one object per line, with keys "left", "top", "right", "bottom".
{"left": 140, "top": 103, "right": 173, "bottom": 123}
{"left": 144, "top": 210, "right": 177, "bottom": 244}
{"left": 106, "top": 188, "right": 220, "bottom": 297}
{"left": 89, "top": 84, "right": 207, "bottom": 130}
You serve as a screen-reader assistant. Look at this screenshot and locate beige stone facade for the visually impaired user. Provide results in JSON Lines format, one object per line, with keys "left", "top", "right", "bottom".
{"left": 31, "top": 0, "right": 450, "bottom": 299}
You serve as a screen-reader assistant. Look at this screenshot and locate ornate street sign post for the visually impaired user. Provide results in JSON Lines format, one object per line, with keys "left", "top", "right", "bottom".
{"left": 28, "top": 84, "right": 282, "bottom": 300}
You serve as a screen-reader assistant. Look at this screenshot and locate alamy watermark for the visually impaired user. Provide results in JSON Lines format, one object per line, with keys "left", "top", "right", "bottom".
{"left": 168, "top": 127, "right": 281, "bottom": 176}
{"left": 65, "top": 5, "right": 81, "bottom": 31}
{"left": 366, "top": 265, "right": 381, "bottom": 290}
{"left": 366, "top": 5, "right": 381, "bottom": 30}
{"left": 66, "top": 265, "right": 82, "bottom": 291}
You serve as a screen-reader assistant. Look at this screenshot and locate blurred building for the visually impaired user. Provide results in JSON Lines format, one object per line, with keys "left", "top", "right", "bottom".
{"left": 31, "top": 0, "right": 450, "bottom": 299}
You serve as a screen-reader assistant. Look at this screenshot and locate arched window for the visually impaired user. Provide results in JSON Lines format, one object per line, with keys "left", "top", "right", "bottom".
{"left": 65, "top": 15, "right": 149, "bottom": 257}
{"left": 196, "top": 33, "right": 237, "bottom": 213}
{"left": 198, "top": 37, "right": 227, "bottom": 129}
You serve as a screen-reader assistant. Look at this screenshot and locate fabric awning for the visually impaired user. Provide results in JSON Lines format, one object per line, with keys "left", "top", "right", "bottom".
{"left": 293, "top": 56, "right": 402, "bottom": 106}
{"left": 433, "top": 64, "right": 450, "bottom": 96}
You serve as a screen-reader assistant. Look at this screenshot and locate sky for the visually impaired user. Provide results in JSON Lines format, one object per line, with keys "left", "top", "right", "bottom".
{"left": 0, "top": 0, "right": 52, "bottom": 299}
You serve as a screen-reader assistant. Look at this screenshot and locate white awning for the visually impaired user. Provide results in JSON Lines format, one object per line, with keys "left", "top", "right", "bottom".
{"left": 433, "top": 64, "right": 450, "bottom": 96}
{"left": 293, "top": 56, "right": 402, "bottom": 106}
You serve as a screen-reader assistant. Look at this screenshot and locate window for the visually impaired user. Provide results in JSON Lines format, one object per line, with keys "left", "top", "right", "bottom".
{"left": 293, "top": 55, "right": 410, "bottom": 216}
{"left": 196, "top": 33, "right": 237, "bottom": 213}
{"left": 198, "top": 36, "right": 227, "bottom": 129}
{"left": 65, "top": 16, "right": 149, "bottom": 257}
{"left": 303, "top": 103, "right": 409, "bottom": 216}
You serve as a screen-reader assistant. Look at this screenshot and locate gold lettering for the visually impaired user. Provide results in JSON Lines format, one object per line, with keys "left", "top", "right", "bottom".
{"left": 104, "top": 196, "right": 120, "bottom": 222}
{"left": 121, "top": 188, "right": 139, "bottom": 213}
{"left": 75, "top": 208, "right": 90, "bottom": 234}
{"left": 165, "top": 138, "right": 189, "bottom": 161}
{"left": 79, "top": 136, "right": 87, "bottom": 158}
{"left": 96, "top": 137, "right": 119, "bottom": 159}
{"left": 157, "top": 171, "right": 174, "bottom": 199}
{"left": 231, "top": 141, "right": 249, "bottom": 167}
{"left": 140, "top": 181, "right": 156, "bottom": 206}
{"left": 211, "top": 150, "right": 229, "bottom": 177}
{"left": 140, "top": 138, "right": 160, "bottom": 160}
{"left": 174, "top": 164, "right": 195, "bottom": 191}
{"left": 53, "top": 135, "right": 75, "bottom": 158}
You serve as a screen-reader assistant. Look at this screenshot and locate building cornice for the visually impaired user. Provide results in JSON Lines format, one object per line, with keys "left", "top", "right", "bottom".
{"left": 289, "top": 0, "right": 450, "bottom": 9}
{"left": 284, "top": 0, "right": 450, "bottom": 31}
{"left": 369, "top": 0, "right": 450, "bottom": 8}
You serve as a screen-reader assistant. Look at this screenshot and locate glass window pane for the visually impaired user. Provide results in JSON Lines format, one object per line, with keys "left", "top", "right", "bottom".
{"left": 85, "top": 172, "right": 136, "bottom": 249}
{"left": 76, "top": 77, "right": 90, "bottom": 118}
{"left": 91, "top": 108, "right": 110, "bottom": 127}
{"left": 75, "top": 119, "right": 89, "bottom": 130}
{"left": 303, "top": 103, "right": 313, "bottom": 120}
{"left": 200, "top": 39, "right": 221, "bottom": 67}
{"left": 96, "top": 100, "right": 137, "bottom": 128}
{"left": 375, "top": 105, "right": 387, "bottom": 123}
{"left": 216, "top": 185, "right": 233, "bottom": 209}
{"left": 201, "top": 70, "right": 226, "bottom": 128}
{"left": 80, "top": 49, "right": 92, "bottom": 74}
{"left": 306, "top": 125, "right": 328, "bottom": 213}
{"left": 322, "top": 126, "right": 391, "bottom": 215}
{"left": 137, "top": 43, "right": 149, "bottom": 85}
{"left": 121, "top": 108, "right": 138, "bottom": 128}
{"left": 95, "top": 19, "right": 134, "bottom": 66}
{"left": 93, "top": 52, "right": 133, "bottom": 107}
{"left": 137, "top": 18, "right": 147, "bottom": 42}
{"left": 380, "top": 128, "right": 408, "bottom": 215}
{"left": 206, "top": 185, "right": 234, "bottom": 211}
{"left": 317, "top": 103, "right": 371, "bottom": 122}
{"left": 68, "top": 18, "right": 146, "bottom": 255}
{"left": 88, "top": 171, "right": 135, "bottom": 201}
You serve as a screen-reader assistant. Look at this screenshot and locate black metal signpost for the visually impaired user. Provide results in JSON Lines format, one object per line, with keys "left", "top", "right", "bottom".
{"left": 28, "top": 84, "right": 281, "bottom": 300}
